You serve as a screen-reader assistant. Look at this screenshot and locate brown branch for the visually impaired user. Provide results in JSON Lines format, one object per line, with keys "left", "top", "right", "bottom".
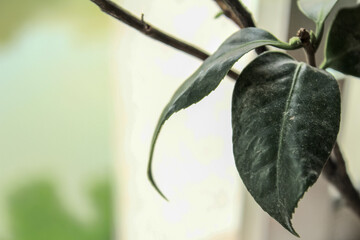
{"left": 214, "top": 0, "right": 267, "bottom": 54}
{"left": 215, "top": 0, "right": 256, "bottom": 28}
{"left": 215, "top": 0, "right": 246, "bottom": 28}
{"left": 323, "top": 142, "right": 360, "bottom": 217}
{"left": 90, "top": 0, "right": 239, "bottom": 80}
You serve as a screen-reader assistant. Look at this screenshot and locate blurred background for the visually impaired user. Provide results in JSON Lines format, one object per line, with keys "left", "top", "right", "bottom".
{"left": 0, "top": 0, "right": 359, "bottom": 240}
{"left": 0, "top": 1, "right": 113, "bottom": 240}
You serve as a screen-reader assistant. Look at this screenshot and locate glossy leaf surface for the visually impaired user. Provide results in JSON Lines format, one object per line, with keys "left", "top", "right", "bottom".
{"left": 322, "top": 4, "right": 360, "bottom": 78}
{"left": 232, "top": 52, "right": 340, "bottom": 235}
{"left": 297, "top": 0, "right": 337, "bottom": 35}
{"left": 149, "top": 28, "right": 301, "bottom": 199}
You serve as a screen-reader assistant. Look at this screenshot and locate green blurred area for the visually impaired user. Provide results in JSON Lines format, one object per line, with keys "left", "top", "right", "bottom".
{"left": 0, "top": 0, "right": 110, "bottom": 43}
{"left": 8, "top": 179, "right": 112, "bottom": 240}
{"left": 0, "top": 0, "right": 115, "bottom": 239}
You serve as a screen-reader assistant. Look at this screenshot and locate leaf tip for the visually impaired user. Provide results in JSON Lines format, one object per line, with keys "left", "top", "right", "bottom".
{"left": 148, "top": 115, "right": 169, "bottom": 201}
{"left": 283, "top": 217, "right": 300, "bottom": 237}
{"left": 147, "top": 164, "right": 169, "bottom": 201}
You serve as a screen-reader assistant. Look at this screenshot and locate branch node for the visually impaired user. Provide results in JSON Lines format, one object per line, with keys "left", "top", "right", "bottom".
{"left": 90, "top": 0, "right": 239, "bottom": 79}
{"left": 140, "top": 13, "right": 151, "bottom": 32}
{"left": 297, "top": 28, "right": 310, "bottom": 44}
{"left": 296, "top": 28, "right": 316, "bottom": 67}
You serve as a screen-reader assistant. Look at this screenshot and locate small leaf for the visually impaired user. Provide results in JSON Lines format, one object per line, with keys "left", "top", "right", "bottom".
{"left": 321, "top": 4, "right": 360, "bottom": 78}
{"left": 214, "top": 11, "right": 224, "bottom": 19}
{"left": 148, "top": 28, "right": 301, "bottom": 199}
{"left": 297, "top": 0, "right": 338, "bottom": 36}
{"left": 232, "top": 52, "right": 340, "bottom": 235}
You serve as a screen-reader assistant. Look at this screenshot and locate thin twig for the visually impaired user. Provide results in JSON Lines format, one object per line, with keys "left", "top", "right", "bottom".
{"left": 90, "top": 0, "right": 239, "bottom": 80}
{"left": 323, "top": 143, "right": 360, "bottom": 217}
{"left": 214, "top": 0, "right": 267, "bottom": 54}
{"left": 215, "top": 0, "right": 256, "bottom": 28}
{"left": 215, "top": 0, "right": 248, "bottom": 28}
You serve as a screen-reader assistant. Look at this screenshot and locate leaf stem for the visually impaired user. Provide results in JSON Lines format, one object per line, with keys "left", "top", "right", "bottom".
{"left": 90, "top": 0, "right": 239, "bottom": 80}
{"left": 314, "top": 22, "right": 324, "bottom": 51}
{"left": 319, "top": 59, "right": 328, "bottom": 69}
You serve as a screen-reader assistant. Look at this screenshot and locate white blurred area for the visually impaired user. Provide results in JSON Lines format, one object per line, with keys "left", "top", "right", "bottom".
{"left": 114, "top": 0, "right": 292, "bottom": 239}
{"left": 340, "top": 76, "right": 360, "bottom": 185}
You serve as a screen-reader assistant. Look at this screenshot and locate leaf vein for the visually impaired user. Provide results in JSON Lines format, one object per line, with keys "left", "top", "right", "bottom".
{"left": 275, "top": 63, "right": 303, "bottom": 205}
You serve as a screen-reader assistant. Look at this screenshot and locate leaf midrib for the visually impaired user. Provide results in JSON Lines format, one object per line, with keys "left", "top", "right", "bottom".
{"left": 275, "top": 63, "right": 303, "bottom": 205}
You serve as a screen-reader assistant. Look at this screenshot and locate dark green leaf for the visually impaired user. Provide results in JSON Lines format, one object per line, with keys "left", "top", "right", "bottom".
{"left": 232, "top": 52, "right": 340, "bottom": 236}
{"left": 149, "top": 28, "right": 301, "bottom": 200}
{"left": 322, "top": 4, "right": 360, "bottom": 78}
{"left": 297, "top": 0, "right": 338, "bottom": 36}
